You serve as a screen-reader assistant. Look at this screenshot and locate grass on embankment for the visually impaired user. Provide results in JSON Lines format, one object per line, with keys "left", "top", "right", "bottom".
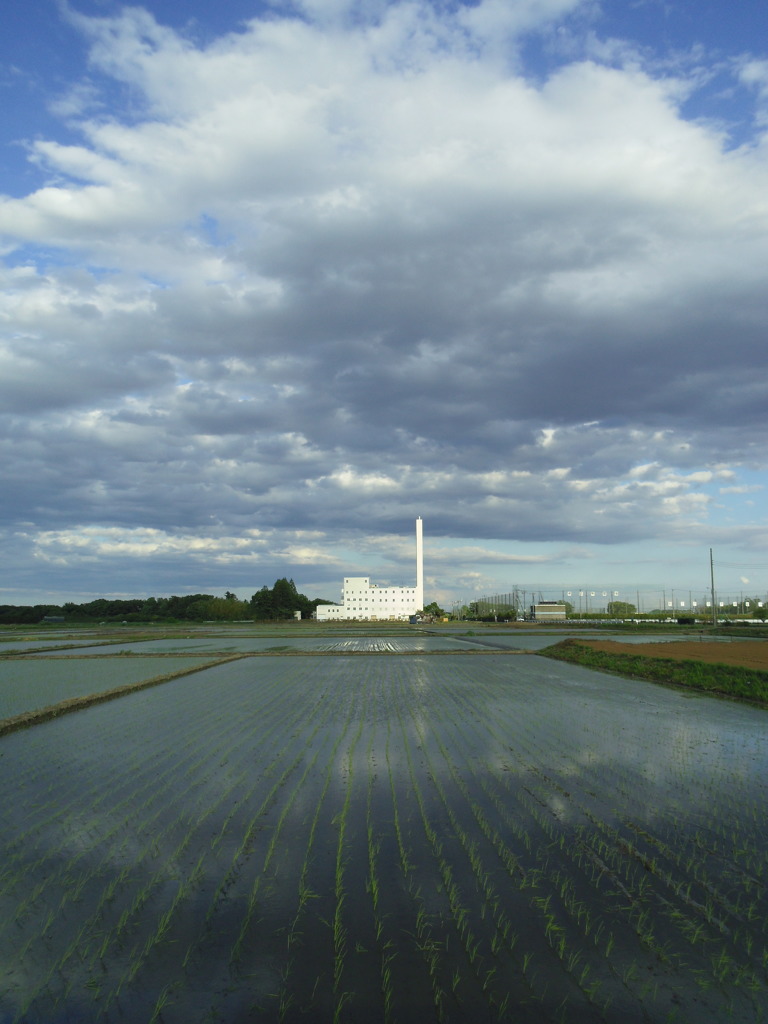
{"left": 538, "top": 639, "right": 768, "bottom": 706}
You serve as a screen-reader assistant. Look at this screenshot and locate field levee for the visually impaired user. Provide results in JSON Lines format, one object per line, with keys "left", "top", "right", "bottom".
{"left": 539, "top": 637, "right": 768, "bottom": 705}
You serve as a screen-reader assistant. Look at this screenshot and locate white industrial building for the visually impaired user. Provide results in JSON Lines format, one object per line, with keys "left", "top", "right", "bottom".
{"left": 315, "top": 518, "right": 424, "bottom": 621}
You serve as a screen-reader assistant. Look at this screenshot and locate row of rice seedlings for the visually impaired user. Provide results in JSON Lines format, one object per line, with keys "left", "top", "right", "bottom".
{"left": 391, "top": 687, "right": 499, "bottom": 1019}
{"left": 30, "top": 674, "right": 265, "bottom": 912}
{"left": 360, "top": 686, "right": 412, "bottom": 1024}
{"left": 391, "top": 659, "right": 765, "bottom": 1019}
{"left": 573, "top": 807, "right": 749, "bottom": 945}
{"left": 0, "top": 737, "right": 172, "bottom": 890}
{"left": 0, "top": 665, "right": 247, "bottom": 888}
{"left": 205, "top": 670, "right": 333, "bottom": 860}
{"left": 485, "top": 733, "right": 693, "bottom": 984}
{"left": 285, "top": 682, "right": 362, "bottom": 955}
{"left": 443, "top": 664, "right": 768, "bottom": 1014}
{"left": 100, "top": 666, "right": 324, "bottom": 1012}
{"left": 403, "top": 673, "right": 612, "bottom": 1018}
{"left": 421, "top": 666, "right": 688, "bottom": 1009}
{"left": 272, "top": 691, "right": 365, "bottom": 1023}
{"left": 228, "top": 727, "right": 328, "bottom": 965}
{"left": 62, "top": 754, "right": 271, "bottom": 1010}
{"left": 542, "top": 680, "right": 762, "bottom": 879}
{"left": 178, "top": 668, "right": 342, "bottom": 977}
{"left": 366, "top": 783, "right": 395, "bottom": 1018}
{"left": 520, "top": 742, "right": 759, "bottom": 942}
{"left": 330, "top": 673, "right": 374, "bottom": 1022}
{"left": 14, "top": 714, "right": 243, "bottom": 932}
{"left": 395, "top": 756, "right": 450, "bottom": 1020}
{"left": 686, "top": 814, "right": 768, "bottom": 898}
{"left": 339, "top": 672, "right": 439, "bottom": 1017}
{"left": 141, "top": 852, "right": 207, "bottom": 959}
{"left": 489, "top": 692, "right": 729, "bottom": 1011}
{"left": 562, "top": 806, "right": 759, "bottom": 982}
{"left": 384, "top": 712, "right": 415, "bottom": 881}
{"left": 0, "top": 695, "right": 250, "bottom": 1011}
{"left": 2, "top": 662, "right": 304, "bottom": 1017}
{"left": 264, "top": 666, "right": 381, "bottom": 1022}
{"left": 1, "top": 658, "right": 239, "bottom": 829}
{"left": 372, "top": 682, "right": 472, "bottom": 1022}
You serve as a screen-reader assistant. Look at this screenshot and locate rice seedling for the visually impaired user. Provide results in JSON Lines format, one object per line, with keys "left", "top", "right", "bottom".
{"left": 1, "top": 640, "right": 767, "bottom": 1022}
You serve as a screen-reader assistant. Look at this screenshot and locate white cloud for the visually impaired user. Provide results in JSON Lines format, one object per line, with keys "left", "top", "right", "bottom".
{"left": 720, "top": 484, "right": 763, "bottom": 494}
{"left": 1, "top": 1, "right": 768, "bottom": 603}
{"left": 30, "top": 525, "right": 267, "bottom": 561}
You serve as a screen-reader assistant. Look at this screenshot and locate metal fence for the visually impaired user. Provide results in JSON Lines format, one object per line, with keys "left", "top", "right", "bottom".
{"left": 457, "top": 586, "right": 768, "bottom": 619}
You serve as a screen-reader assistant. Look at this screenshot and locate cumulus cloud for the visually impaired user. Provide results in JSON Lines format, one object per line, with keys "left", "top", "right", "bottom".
{"left": 2, "top": 0, "right": 768, "bottom": 601}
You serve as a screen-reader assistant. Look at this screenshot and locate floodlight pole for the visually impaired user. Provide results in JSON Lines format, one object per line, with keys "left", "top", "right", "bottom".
{"left": 710, "top": 548, "right": 716, "bottom": 627}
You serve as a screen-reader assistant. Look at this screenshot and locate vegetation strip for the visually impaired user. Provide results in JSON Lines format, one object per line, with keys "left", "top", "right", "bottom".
{"left": 0, "top": 655, "right": 246, "bottom": 737}
{"left": 538, "top": 639, "right": 768, "bottom": 705}
{"left": 0, "top": 652, "right": 224, "bottom": 660}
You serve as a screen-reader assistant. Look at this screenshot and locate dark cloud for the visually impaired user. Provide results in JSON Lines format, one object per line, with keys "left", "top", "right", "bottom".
{"left": 1, "top": 1, "right": 768, "bottom": 603}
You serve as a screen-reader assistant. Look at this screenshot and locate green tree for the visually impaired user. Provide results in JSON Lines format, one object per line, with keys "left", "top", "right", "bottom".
{"left": 606, "top": 601, "right": 637, "bottom": 617}
{"left": 164, "top": 595, "right": 215, "bottom": 620}
{"left": 203, "top": 596, "right": 251, "bottom": 620}
{"left": 272, "top": 578, "right": 300, "bottom": 618}
{"left": 250, "top": 579, "right": 315, "bottom": 620}
{"left": 250, "top": 586, "right": 275, "bottom": 619}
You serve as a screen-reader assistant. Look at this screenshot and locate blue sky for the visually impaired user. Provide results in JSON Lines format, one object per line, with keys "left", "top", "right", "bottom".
{"left": 1, "top": 0, "right": 768, "bottom": 608}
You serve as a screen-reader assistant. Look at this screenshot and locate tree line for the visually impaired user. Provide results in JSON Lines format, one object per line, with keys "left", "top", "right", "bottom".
{"left": 0, "top": 579, "right": 333, "bottom": 625}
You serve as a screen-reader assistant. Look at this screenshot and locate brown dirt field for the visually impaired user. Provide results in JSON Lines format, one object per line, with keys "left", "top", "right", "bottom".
{"left": 572, "top": 638, "right": 768, "bottom": 671}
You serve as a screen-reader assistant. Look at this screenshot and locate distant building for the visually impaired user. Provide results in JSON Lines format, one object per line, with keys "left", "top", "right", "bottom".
{"left": 315, "top": 518, "right": 424, "bottom": 622}
{"left": 529, "top": 602, "right": 567, "bottom": 621}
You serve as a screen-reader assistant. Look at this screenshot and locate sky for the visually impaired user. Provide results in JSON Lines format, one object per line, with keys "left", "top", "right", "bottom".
{"left": 2, "top": 0, "right": 768, "bottom": 610}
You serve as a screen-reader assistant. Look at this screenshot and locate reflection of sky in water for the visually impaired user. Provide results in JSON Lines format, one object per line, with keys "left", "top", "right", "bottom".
{"left": 56, "top": 635, "right": 468, "bottom": 654}
{"left": 464, "top": 631, "right": 732, "bottom": 652}
{"left": 0, "top": 638, "right": 99, "bottom": 650}
{"left": 0, "top": 643, "right": 763, "bottom": 1022}
{"left": 0, "top": 657, "right": 212, "bottom": 718}
{"left": 509, "top": 655, "right": 768, "bottom": 832}
{"left": 4, "top": 646, "right": 765, "bottom": 846}
{"left": 15, "top": 627, "right": 749, "bottom": 656}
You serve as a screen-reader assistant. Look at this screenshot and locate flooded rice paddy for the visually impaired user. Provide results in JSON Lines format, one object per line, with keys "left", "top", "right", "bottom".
{"left": 0, "top": 631, "right": 766, "bottom": 1022}
{"left": 0, "top": 658, "right": 214, "bottom": 720}
{"left": 55, "top": 635, "right": 468, "bottom": 655}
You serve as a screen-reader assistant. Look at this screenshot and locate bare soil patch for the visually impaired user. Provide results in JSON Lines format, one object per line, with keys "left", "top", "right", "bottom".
{"left": 572, "top": 638, "right": 768, "bottom": 671}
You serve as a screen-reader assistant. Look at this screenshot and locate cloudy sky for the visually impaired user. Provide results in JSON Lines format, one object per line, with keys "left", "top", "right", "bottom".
{"left": 2, "top": 0, "right": 768, "bottom": 609}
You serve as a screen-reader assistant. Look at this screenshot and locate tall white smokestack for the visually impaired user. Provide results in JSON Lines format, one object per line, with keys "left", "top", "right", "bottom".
{"left": 415, "top": 516, "right": 424, "bottom": 609}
